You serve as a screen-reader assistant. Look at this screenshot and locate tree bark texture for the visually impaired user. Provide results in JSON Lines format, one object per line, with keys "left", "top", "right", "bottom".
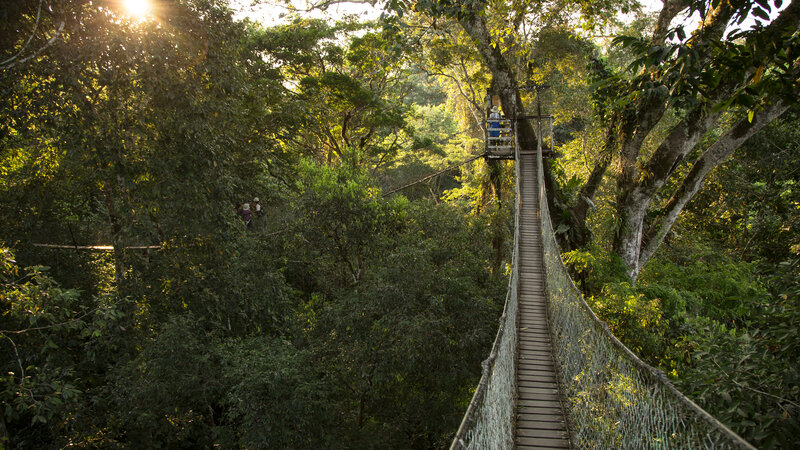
{"left": 639, "top": 101, "right": 789, "bottom": 266}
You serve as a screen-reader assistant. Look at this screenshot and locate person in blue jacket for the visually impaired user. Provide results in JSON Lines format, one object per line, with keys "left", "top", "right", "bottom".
{"left": 488, "top": 105, "right": 502, "bottom": 137}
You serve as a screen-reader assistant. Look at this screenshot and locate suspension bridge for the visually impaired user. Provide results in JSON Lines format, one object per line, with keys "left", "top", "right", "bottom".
{"left": 449, "top": 107, "right": 757, "bottom": 449}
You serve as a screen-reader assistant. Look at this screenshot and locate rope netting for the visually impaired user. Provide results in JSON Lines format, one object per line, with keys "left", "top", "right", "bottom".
{"left": 449, "top": 142, "right": 520, "bottom": 450}
{"left": 535, "top": 124, "right": 756, "bottom": 449}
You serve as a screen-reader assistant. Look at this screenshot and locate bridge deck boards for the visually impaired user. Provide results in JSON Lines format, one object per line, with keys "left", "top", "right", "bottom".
{"left": 515, "top": 151, "right": 570, "bottom": 449}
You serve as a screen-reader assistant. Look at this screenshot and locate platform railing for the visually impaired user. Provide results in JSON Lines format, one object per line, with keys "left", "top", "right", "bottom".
{"left": 486, "top": 119, "right": 514, "bottom": 159}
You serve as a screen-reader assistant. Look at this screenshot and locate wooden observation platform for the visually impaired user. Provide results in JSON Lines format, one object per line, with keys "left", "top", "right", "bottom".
{"left": 486, "top": 118, "right": 515, "bottom": 159}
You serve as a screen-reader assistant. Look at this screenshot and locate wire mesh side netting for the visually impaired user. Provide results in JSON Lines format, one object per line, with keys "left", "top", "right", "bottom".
{"left": 535, "top": 124, "right": 755, "bottom": 450}
{"left": 449, "top": 141, "right": 521, "bottom": 450}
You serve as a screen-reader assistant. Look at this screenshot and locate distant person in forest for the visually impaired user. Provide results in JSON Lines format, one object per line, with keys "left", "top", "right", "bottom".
{"left": 240, "top": 203, "right": 252, "bottom": 227}
{"left": 488, "top": 105, "right": 502, "bottom": 138}
{"left": 252, "top": 197, "right": 262, "bottom": 218}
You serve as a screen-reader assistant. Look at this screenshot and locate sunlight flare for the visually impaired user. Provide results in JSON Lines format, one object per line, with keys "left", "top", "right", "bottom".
{"left": 122, "top": 0, "right": 150, "bottom": 18}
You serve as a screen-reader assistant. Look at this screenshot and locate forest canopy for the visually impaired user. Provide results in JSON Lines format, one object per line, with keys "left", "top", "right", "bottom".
{"left": 1, "top": 0, "right": 798, "bottom": 448}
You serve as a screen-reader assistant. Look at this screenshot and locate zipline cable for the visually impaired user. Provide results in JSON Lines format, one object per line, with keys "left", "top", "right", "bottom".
{"left": 32, "top": 243, "right": 161, "bottom": 251}
{"left": 382, "top": 152, "right": 487, "bottom": 197}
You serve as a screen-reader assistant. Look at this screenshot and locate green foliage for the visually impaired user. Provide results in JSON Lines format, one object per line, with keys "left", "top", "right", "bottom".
{"left": 256, "top": 17, "right": 412, "bottom": 167}
{"left": 675, "top": 312, "right": 800, "bottom": 449}
{"left": 686, "top": 112, "right": 800, "bottom": 270}
{"left": 289, "top": 162, "right": 398, "bottom": 289}
{"left": 0, "top": 247, "right": 125, "bottom": 448}
{"left": 609, "top": 1, "right": 799, "bottom": 115}
{"left": 564, "top": 245, "right": 665, "bottom": 356}
{"left": 380, "top": 99, "right": 477, "bottom": 202}
{"left": 563, "top": 244, "right": 628, "bottom": 295}
{"left": 141, "top": 234, "right": 292, "bottom": 337}
{"left": 111, "top": 313, "right": 226, "bottom": 448}
{"left": 570, "top": 229, "right": 800, "bottom": 447}
{"left": 0, "top": 0, "right": 283, "bottom": 256}
{"left": 219, "top": 336, "right": 334, "bottom": 448}
{"left": 0, "top": 152, "right": 504, "bottom": 447}
{"left": 592, "top": 281, "right": 666, "bottom": 356}
{"left": 294, "top": 193, "right": 503, "bottom": 448}
{"left": 640, "top": 248, "right": 767, "bottom": 326}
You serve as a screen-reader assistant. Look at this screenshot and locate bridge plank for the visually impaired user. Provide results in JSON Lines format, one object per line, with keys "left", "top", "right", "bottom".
{"left": 518, "top": 388, "right": 560, "bottom": 400}
{"left": 518, "top": 323, "right": 549, "bottom": 330}
{"left": 518, "top": 372, "right": 558, "bottom": 382}
{"left": 517, "top": 398, "right": 563, "bottom": 409}
{"left": 519, "top": 333, "right": 550, "bottom": 340}
{"left": 518, "top": 346, "right": 552, "bottom": 353}
{"left": 517, "top": 427, "right": 570, "bottom": 439}
{"left": 518, "top": 319, "right": 549, "bottom": 326}
{"left": 519, "top": 330, "right": 551, "bottom": 338}
{"left": 518, "top": 368, "right": 558, "bottom": 377}
{"left": 515, "top": 436, "right": 571, "bottom": 449}
{"left": 518, "top": 363, "right": 556, "bottom": 372}
{"left": 519, "top": 318, "right": 549, "bottom": 324}
{"left": 519, "top": 308, "right": 548, "bottom": 316}
{"left": 519, "top": 356, "right": 555, "bottom": 365}
{"left": 517, "top": 334, "right": 552, "bottom": 343}
{"left": 517, "top": 342, "right": 553, "bottom": 350}
{"left": 517, "top": 348, "right": 554, "bottom": 357}
{"left": 518, "top": 383, "right": 560, "bottom": 392}
{"left": 517, "top": 416, "right": 567, "bottom": 426}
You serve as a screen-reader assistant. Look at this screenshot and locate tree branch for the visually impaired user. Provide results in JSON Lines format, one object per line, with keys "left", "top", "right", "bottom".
{"left": 636, "top": 103, "right": 724, "bottom": 201}
{"left": 640, "top": 100, "right": 789, "bottom": 267}
{"left": 651, "top": 0, "right": 690, "bottom": 45}
{"left": 1, "top": 0, "right": 45, "bottom": 67}
{"left": 570, "top": 112, "right": 619, "bottom": 229}
{"left": 420, "top": 66, "right": 482, "bottom": 129}
{"left": 0, "top": 21, "right": 64, "bottom": 71}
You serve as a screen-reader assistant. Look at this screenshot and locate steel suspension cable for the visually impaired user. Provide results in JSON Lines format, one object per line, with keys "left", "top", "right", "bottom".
{"left": 382, "top": 152, "right": 487, "bottom": 197}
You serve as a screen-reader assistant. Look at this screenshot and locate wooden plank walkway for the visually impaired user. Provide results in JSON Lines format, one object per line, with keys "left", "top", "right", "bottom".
{"left": 515, "top": 150, "right": 570, "bottom": 449}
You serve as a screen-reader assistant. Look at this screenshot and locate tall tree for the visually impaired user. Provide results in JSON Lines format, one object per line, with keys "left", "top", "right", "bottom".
{"left": 1, "top": 0, "right": 284, "bottom": 283}
{"left": 585, "top": 0, "right": 800, "bottom": 281}
{"left": 382, "top": 0, "right": 799, "bottom": 282}
{"left": 254, "top": 17, "right": 412, "bottom": 167}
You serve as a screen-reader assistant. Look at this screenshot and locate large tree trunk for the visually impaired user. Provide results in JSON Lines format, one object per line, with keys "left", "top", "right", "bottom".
{"left": 639, "top": 101, "right": 789, "bottom": 267}
{"left": 458, "top": 10, "right": 575, "bottom": 241}
{"left": 611, "top": 95, "right": 670, "bottom": 280}
{"left": 613, "top": 104, "right": 723, "bottom": 280}
{"left": 607, "top": 1, "right": 742, "bottom": 281}
{"left": 458, "top": 11, "right": 538, "bottom": 151}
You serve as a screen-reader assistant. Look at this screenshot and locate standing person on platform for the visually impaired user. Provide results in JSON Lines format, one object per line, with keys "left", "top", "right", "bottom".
{"left": 488, "top": 105, "right": 502, "bottom": 137}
